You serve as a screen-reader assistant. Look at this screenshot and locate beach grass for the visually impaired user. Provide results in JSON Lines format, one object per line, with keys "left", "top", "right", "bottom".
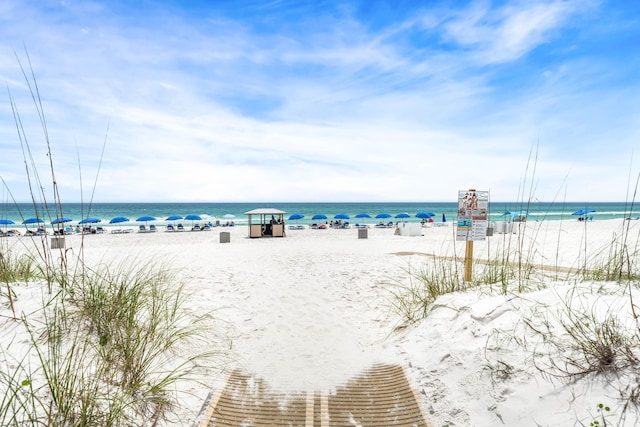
{"left": 0, "top": 52, "right": 222, "bottom": 426}
{"left": 0, "top": 260, "right": 220, "bottom": 426}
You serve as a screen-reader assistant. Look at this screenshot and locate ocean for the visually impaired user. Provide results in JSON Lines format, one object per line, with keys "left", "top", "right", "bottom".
{"left": 0, "top": 201, "right": 638, "bottom": 228}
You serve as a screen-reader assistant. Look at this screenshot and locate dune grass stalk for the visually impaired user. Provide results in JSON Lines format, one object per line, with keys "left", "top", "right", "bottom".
{"left": 0, "top": 50, "right": 222, "bottom": 425}
{"left": 67, "top": 261, "right": 217, "bottom": 420}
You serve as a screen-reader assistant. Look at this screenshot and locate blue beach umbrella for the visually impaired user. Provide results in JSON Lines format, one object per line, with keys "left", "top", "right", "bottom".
{"left": 22, "top": 218, "right": 44, "bottom": 225}
{"left": 572, "top": 209, "right": 595, "bottom": 216}
{"left": 109, "top": 216, "right": 129, "bottom": 224}
{"left": 375, "top": 213, "right": 391, "bottom": 219}
{"left": 136, "top": 216, "right": 156, "bottom": 222}
{"left": 288, "top": 213, "right": 304, "bottom": 221}
{"left": 0, "top": 219, "right": 15, "bottom": 232}
{"left": 395, "top": 213, "right": 410, "bottom": 219}
{"left": 109, "top": 216, "right": 129, "bottom": 231}
{"left": 51, "top": 217, "right": 73, "bottom": 225}
{"left": 334, "top": 213, "right": 350, "bottom": 220}
{"left": 416, "top": 212, "right": 435, "bottom": 219}
{"left": 184, "top": 214, "right": 202, "bottom": 227}
{"left": 166, "top": 215, "right": 183, "bottom": 221}
{"left": 501, "top": 211, "right": 527, "bottom": 217}
{"left": 79, "top": 217, "right": 101, "bottom": 224}
{"left": 355, "top": 213, "right": 371, "bottom": 219}
{"left": 312, "top": 214, "right": 327, "bottom": 221}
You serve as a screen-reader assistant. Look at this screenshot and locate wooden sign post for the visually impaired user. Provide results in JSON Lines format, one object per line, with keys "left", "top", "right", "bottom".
{"left": 464, "top": 240, "right": 474, "bottom": 282}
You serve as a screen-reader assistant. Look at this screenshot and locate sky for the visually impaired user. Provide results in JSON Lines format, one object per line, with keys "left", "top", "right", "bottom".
{"left": 0, "top": 0, "right": 639, "bottom": 203}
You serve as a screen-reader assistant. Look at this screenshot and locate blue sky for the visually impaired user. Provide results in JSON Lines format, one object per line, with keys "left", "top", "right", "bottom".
{"left": 0, "top": 0, "right": 638, "bottom": 202}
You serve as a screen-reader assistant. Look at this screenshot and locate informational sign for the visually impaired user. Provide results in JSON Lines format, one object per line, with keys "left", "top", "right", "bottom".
{"left": 456, "top": 189, "right": 489, "bottom": 241}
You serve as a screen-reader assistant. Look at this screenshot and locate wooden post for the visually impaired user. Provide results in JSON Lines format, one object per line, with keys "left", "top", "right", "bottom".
{"left": 464, "top": 239, "right": 473, "bottom": 282}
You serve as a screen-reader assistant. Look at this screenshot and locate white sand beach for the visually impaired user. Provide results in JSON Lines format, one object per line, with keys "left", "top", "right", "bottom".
{"left": 2, "top": 219, "right": 640, "bottom": 426}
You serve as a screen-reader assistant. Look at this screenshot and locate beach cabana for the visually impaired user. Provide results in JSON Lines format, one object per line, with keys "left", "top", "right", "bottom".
{"left": 245, "top": 208, "right": 287, "bottom": 238}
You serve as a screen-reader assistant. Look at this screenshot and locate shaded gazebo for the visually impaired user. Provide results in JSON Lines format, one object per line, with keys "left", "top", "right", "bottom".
{"left": 245, "top": 208, "right": 287, "bottom": 238}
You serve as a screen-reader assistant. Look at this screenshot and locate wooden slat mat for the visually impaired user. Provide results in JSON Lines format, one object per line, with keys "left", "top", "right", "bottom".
{"left": 197, "top": 363, "right": 431, "bottom": 427}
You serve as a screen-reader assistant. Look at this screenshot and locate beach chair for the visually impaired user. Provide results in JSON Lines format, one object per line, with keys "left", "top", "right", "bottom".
{"left": 138, "top": 225, "right": 147, "bottom": 233}
{"left": 202, "top": 224, "right": 211, "bottom": 231}
{"left": 149, "top": 224, "right": 158, "bottom": 232}
{"left": 177, "top": 223, "right": 185, "bottom": 232}
{"left": 166, "top": 224, "right": 175, "bottom": 232}
{"left": 191, "top": 224, "right": 201, "bottom": 231}
{"left": 95, "top": 226, "right": 106, "bottom": 234}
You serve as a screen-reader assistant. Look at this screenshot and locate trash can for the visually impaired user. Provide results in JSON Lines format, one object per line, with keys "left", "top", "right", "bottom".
{"left": 220, "top": 231, "right": 230, "bottom": 243}
{"left": 51, "top": 236, "right": 65, "bottom": 249}
{"left": 358, "top": 228, "right": 368, "bottom": 239}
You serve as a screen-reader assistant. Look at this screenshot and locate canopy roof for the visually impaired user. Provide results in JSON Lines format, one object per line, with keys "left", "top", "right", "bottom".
{"left": 244, "top": 208, "right": 288, "bottom": 216}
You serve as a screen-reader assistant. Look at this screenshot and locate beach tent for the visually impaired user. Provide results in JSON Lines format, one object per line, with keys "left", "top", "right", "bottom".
{"left": 245, "top": 208, "right": 287, "bottom": 238}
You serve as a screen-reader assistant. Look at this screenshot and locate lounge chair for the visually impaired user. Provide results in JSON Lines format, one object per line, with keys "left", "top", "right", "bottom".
{"left": 166, "top": 224, "right": 175, "bottom": 232}
{"left": 138, "top": 225, "right": 147, "bottom": 233}
{"left": 149, "top": 224, "right": 158, "bottom": 232}
{"left": 191, "top": 224, "right": 201, "bottom": 231}
{"left": 202, "top": 224, "right": 211, "bottom": 231}
{"left": 95, "top": 226, "right": 106, "bottom": 234}
{"left": 177, "top": 223, "right": 185, "bottom": 232}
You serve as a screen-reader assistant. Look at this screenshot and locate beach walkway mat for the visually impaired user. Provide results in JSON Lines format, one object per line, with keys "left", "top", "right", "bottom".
{"left": 197, "top": 363, "right": 431, "bottom": 427}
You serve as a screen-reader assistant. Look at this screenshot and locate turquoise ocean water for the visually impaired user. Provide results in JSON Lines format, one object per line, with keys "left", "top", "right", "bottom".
{"left": 0, "top": 201, "right": 638, "bottom": 229}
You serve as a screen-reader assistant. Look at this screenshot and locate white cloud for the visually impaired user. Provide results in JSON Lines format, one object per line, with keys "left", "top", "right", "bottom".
{"left": 441, "top": 1, "right": 582, "bottom": 64}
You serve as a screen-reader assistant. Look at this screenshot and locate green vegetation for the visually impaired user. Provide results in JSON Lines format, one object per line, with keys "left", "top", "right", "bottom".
{"left": 0, "top": 262, "right": 218, "bottom": 426}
